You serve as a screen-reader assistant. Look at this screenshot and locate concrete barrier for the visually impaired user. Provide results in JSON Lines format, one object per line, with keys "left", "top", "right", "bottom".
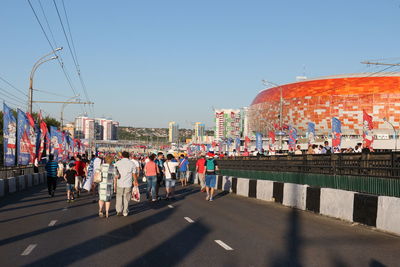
{"left": 8, "top": 177, "right": 16, "bottom": 193}
{"left": 0, "top": 179, "right": 4, "bottom": 197}
{"left": 33, "top": 173, "right": 39, "bottom": 185}
{"left": 39, "top": 173, "right": 45, "bottom": 184}
{"left": 320, "top": 188, "right": 355, "bottom": 222}
{"left": 376, "top": 196, "right": 400, "bottom": 235}
{"left": 17, "top": 175, "right": 26, "bottom": 191}
{"left": 283, "top": 183, "right": 307, "bottom": 210}
{"left": 26, "top": 174, "right": 33, "bottom": 187}
{"left": 222, "top": 176, "right": 232, "bottom": 192}
{"left": 236, "top": 178, "right": 249, "bottom": 197}
{"left": 256, "top": 180, "right": 274, "bottom": 201}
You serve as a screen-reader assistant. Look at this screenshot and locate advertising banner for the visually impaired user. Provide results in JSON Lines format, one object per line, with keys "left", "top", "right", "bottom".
{"left": 3, "top": 103, "right": 16, "bottom": 166}
{"left": 17, "top": 109, "right": 31, "bottom": 165}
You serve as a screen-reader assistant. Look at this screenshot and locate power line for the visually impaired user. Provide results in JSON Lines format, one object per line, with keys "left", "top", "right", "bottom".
{"left": 38, "top": 0, "right": 58, "bottom": 49}
{"left": 0, "top": 75, "right": 28, "bottom": 97}
{"left": 0, "top": 87, "right": 27, "bottom": 105}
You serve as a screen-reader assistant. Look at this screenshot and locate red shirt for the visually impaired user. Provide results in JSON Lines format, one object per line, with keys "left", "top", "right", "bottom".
{"left": 196, "top": 158, "right": 206, "bottom": 173}
{"left": 75, "top": 161, "right": 86, "bottom": 176}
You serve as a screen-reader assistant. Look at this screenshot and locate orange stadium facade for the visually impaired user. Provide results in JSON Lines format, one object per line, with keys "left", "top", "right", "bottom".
{"left": 248, "top": 73, "right": 400, "bottom": 136}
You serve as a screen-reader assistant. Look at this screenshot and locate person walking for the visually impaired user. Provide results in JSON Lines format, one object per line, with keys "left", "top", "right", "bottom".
{"left": 196, "top": 153, "right": 206, "bottom": 192}
{"left": 74, "top": 155, "right": 87, "bottom": 198}
{"left": 164, "top": 154, "right": 179, "bottom": 200}
{"left": 114, "top": 151, "right": 138, "bottom": 216}
{"left": 64, "top": 163, "right": 77, "bottom": 202}
{"left": 154, "top": 152, "right": 165, "bottom": 200}
{"left": 97, "top": 155, "right": 115, "bottom": 218}
{"left": 205, "top": 155, "right": 219, "bottom": 201}
{"left": 45, "top": 154, "right": 59, "bottom": 197}
{"left": 144, "top": 154, "right": 159, "bottom": 202}
{"left": 178, "top": 154, "right": 189, "bottom": 186}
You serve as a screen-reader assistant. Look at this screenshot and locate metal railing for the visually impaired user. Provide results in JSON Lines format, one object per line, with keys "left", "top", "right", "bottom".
{"left": 190, "top": 152, "right": 400, "bottom": 179}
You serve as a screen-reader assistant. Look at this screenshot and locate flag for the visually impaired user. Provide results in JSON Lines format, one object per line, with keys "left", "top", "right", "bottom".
{"left": 268, "top": 131, "right": 276, "bottom": 151}
{"left": 235, "top": 137, "right": 241, "bottom": 151}
{"left": 362, "top": 110, "right": 374, "bottom": 148}
{"left": 288, "top": 126, "right": 297, "bottom": 151}
{"left": 26, "top": 112, "right": 37, "bottom": 164}
{"left": 50, "top": 126, "right": 60, "bottom": 158}
{"left": 307, "top": 122, "right": 315, "bottom": 144}
{"left": 255, "top": 132, "right": 263, "bottom": 151}
{"left": 38, "top": 112, "right": 48, "bottom": 161}
{"left": 17, "top": 109, "right": 31, "bottom": 165}
{"left": 3, "top": 103, "right": 17, "bottom": 166}
{"left": 332, "top": 117, "right": 342, "bottom": 147}
{"left": 244, "top": 136, "right": 251, "bottom": 148}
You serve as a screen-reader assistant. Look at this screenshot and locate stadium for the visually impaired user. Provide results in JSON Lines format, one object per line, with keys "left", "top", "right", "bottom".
{"left": 248, "top": 73, "right": 400, "bottom": 138}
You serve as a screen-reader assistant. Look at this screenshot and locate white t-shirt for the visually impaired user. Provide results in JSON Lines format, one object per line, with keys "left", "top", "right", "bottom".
{"left": 115, "top": 158, "right": 135, "bottom": 188}
{"left": 163, "top": 161, "right": 179, "bottom": 179}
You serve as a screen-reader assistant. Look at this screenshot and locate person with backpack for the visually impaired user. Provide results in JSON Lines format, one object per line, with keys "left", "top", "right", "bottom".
{"left": 321, "top": 141, "right": 332, "bottom": 154}
{"left": 63, "top": 163, "right": 76, "bottom": 203}
{"left": 96, "top": 155, "right": 115, "bottom": 218}
{"left": 204, "top": 155, "right": 219, "bottom": 201}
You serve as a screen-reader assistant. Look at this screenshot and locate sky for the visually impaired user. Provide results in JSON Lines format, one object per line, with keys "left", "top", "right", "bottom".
{"left": 1, "top": 0, "right": 399, "bottom": 129}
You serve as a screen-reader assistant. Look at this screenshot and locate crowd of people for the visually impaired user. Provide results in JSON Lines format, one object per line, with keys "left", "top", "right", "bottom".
{"left": 44, "top": 150, "right": 219, "bottom": 219}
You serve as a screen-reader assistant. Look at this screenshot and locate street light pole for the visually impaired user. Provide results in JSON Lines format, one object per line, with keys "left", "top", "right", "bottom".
{"left": 383, "top": 117, "right": 397, "bottom": 151}
{"left": 28, "top": 47, "right": 63, "bottom": 114}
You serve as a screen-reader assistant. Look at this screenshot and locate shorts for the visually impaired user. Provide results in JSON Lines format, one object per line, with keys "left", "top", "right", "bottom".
{"left": 179, "top": 171, "right": 187, "bottom": 179}
{"left": 165, "top": 179, "right": 176, "bottom": 188}
{"left": 205, "top": 174, "right": 216, "bottom": 188}
{"left": 75, "top": 176, "right": 83, "bottom": 189}
{"left": 66, "top": 183, "right": 74, "bottom": 191}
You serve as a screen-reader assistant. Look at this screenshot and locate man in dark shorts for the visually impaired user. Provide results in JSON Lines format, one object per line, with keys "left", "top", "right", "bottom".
{"left": 64, "top": 163, "right": 77, "bottom": 202}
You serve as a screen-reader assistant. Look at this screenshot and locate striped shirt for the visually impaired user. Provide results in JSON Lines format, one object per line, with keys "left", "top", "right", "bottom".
{"left": 45, "top": 161, "right": 59, "bottom": 177}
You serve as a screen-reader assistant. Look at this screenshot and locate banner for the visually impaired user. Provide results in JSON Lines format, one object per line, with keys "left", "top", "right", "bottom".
{"left": 244, "top": 136, "right": 251, "bottom": 149}
{"left": 50, "top": 126, "right": 60, "bottom": 158}
{"left": 307, "top": 122, "right": 315, "bottom": 144}
{"left": 332, "top": 117, "right": 342, "bottom": 148}
{"left": 3, "top": 103, "right": 16, "bottom": 166}
{"left": 26, "top": 112, "right": 37, "bottom": 164}
{"left": 235, "top": 137, "right": 241, "bottom": 151}
{"left": 17, "top": 109, "right": 31, "bottom": 165}
{"left": 255, "top": 132, "right": 263, "bottom": 151}
{"left": 363, "top": 110, "right": 374, "bottom": 148}
{"left": 288, "top": 126, "right": 297, "bottom": 151}
{"left": 38, "top": 112, "right": 48, "bottom": 161}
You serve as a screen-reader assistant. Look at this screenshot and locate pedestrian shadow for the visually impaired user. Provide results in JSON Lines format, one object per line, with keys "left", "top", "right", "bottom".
{"left": 25, "top": 208, "right": 176, "bottom": 266}
{"left": 214, "top": 191, "right": 229, "bottom": 200}
{"left": 126, "top": 219, "right": 210, "bottom": 266}
{"left": 0, "top": 184, "right": 47, "bottom": 208}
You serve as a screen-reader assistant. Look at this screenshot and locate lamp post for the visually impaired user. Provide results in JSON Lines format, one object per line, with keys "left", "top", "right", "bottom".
{"left": 383, "top": 117, "right": 397, "bottom": 151}
{"left": 28, "top": 47, "right": 63, "bottom": 113}
{"left": 60, "top": 95, "right": 80, "bottom": 129}
{"left": 262, "top": 79, "right": 284, "bottom": 150}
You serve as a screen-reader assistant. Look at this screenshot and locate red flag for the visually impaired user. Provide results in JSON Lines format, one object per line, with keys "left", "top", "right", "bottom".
{"left": 38, "top": 112, "right": 48, "bottom": 161}
{"left": 26, "top": 112, "right": 37, "bottom": 164}
{"left": 244, "top": 136, "right": 251, "bottom": 148}
{"left": 362, "top": 110, "right": 374, "bottom": 148}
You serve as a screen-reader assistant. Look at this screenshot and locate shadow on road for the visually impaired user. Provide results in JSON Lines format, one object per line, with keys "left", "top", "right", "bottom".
{"left": 127, "top": 219, "right": 210, "bottom": 267}
{"left": 25, "top": 208, "right": 176, "bottom": 266}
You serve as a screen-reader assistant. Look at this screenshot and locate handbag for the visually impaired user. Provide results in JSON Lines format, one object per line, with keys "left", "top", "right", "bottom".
{"left": 93, "top": 169, "right": 102, "bottom": 183}
{"left": 166, "top": 162, "right": 177, "bottom": 180}
{"left": 131, "top": 186, "right": 141, "bottom": 202}
{"left": 142, "top": 176, "right": 147, "bottom": 183}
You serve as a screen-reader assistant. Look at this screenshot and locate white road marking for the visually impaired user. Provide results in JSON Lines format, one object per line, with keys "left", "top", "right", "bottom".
{"left": 62, "top": 207, "right": 68, "bottom": 211}
{"left": 21, "top": 244, "right": 37, "bottom": 256}
{"left": 48, "top": 220, "right": 57, "bottom": 226}
{"left": 168, "top": 205, "right": 174, "bottom": 209}
{"left": 215, "top": 240, "right": 234, "bottom": 251}
{"left": 184, "top": 217, "right": 194, "bottom": 223}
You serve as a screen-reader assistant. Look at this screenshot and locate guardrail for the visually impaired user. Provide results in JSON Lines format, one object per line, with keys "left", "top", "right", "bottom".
{"left": 0, "top": 166, "right": 45, "bottom": 179}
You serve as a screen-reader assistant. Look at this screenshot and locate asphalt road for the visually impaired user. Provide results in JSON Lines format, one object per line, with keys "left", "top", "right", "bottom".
{"left": 1, "top": 180, "right": 400, "bottom": 267}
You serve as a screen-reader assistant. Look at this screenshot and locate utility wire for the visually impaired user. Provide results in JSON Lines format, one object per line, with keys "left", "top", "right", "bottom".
{"left": 38, "top": 0, "right": 58, "bottom": 49}
{"left": 0, "top": 87, "right": 27, "bottom": 105}
{"left": 0, "top": 75, "right": 29, "bottom": 97}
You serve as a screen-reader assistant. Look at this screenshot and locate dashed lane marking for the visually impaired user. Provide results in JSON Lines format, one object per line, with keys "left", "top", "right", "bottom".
{"left": 48, "top": 220, "right": 57, "bottom": 226}
{"left": 21, "top": 244, "right": 37, "bottom": 256}
{"left": 168, "top": 205, "right": 174, "bottom": 208}
{"left": 215, "top": 240, "right": 234, "bottom": 251}
{"left": 184, "top": 217, "right": 194, "bottom": 223}
{"left": 62, "top": 207, "right": 68, "bottom": 211}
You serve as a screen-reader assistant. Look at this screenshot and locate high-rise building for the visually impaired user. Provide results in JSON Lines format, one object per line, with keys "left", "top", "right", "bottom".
{"left": 74, "top": 116, "right": 94, "bottom": 140}
{"left": 241, "top": 107, "right": 250, "bottom": 138}
{"left": 74, "top": 117, "right": 119, "bottom": 141}
{"left": 194, "top": 122, "right": 205, "bottom": 143}
{"left": 168, "top": 121, "right": 179, "bottom": 143}
{"left": 214, "top": 109, "right": 241, "bottom": 140}
{"left": 111, "top": 121, "right": 119, "bottom": 140}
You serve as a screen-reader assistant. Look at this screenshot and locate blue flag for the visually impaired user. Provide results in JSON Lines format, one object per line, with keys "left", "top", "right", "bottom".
{"left": 307, "top": 122, "right": 315, "bottom": 144}
{"left": 50, "top": 126, "right": 60, "bottom": 158}
{"left": 288, "top": 126, "right": 298, "bottom": 150}
{"left": 332, "top": 117, "right": 342, "bottom": 147}
{"left": 235, "top": 137, "right": 241, "bottom": 150}
{"left": 3, "top": 103, "right": 16, "bottom": 166}
{"left": 17, "top": 109, "right": 30, "bottom": 165}
{"left": 255, "top": 132, "right": 263, "bottom": 151}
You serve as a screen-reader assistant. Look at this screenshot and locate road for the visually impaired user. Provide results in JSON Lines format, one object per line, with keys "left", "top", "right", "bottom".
{"left": 1, "top": 180, "right": 400, "bottom": 267}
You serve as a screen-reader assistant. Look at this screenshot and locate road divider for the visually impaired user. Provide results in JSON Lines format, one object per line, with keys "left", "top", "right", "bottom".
{"left": 21, "top": 244, "right": 37, "bottom": 256}
{"left": 48, "top": 220, "right": 57, "bottom": 226}
{"left": 184, "top": 217, "right": 194, "bottom": 223}
{"left": 215, "top": 240, "right": 233, "bottom": 251}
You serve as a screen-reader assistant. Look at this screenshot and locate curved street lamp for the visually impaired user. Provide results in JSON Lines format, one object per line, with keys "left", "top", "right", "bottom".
{"left": 28, "top": 47, "right": 63, "bottom": 113}
{"left": 383, "top": 117, "right": 397, "bottom": 151}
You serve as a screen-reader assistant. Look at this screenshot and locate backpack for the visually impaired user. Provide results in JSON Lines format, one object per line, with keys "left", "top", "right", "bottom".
{"left": 206, "top": 159, "right": 215, "bottom": 171}
{"left": 325, "top": 147, "right": 332, "bottom": 154}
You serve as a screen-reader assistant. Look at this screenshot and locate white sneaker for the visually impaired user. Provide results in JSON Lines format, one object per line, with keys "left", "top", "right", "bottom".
{"left": 209, "top": 197, "right": 213, "bottom": 202}
{"left": 123, "top": 212, "right": 128, "bottom": 217}
{"left": 206, "top": 194, "right": 210, "bottom": 201}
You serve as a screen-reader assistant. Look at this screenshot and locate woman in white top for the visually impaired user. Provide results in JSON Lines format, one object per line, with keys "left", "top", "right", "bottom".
{"left": 163, "top": 154, "right": 179, "bottom": 200}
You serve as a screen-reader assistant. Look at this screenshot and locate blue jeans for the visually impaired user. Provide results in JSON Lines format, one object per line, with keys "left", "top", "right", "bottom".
{"left": 147, "top": 176, "right": 157, "bottom": 200}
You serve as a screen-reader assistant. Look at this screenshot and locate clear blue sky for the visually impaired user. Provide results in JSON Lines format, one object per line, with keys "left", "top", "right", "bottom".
{"left": 1, "top": 0, "right": 399, "bottom": 128}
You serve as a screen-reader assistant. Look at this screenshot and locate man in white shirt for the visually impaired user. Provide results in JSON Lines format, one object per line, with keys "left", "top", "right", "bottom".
{"left": 114, "top": 151, "right": 138, "bottom": 216}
